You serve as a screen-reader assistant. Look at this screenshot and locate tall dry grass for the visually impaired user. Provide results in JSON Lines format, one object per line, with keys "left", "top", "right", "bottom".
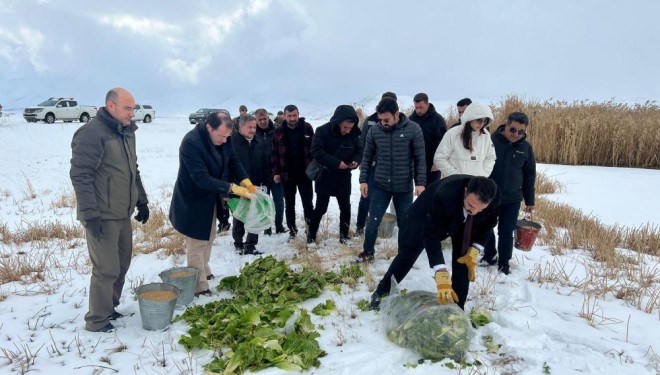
{"left": 438, "top": 96, "right": 660, "bottom": 168}
{"left": 491, "top": 96, "right": 660, "bottom": 169}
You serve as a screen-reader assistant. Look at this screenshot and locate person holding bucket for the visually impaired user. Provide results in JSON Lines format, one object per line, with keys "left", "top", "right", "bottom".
{"left": 169, "top": 113, "right": 255, "bottom": 297}
{"left": 481, "top": 112, "right": 536, "bottom": 275}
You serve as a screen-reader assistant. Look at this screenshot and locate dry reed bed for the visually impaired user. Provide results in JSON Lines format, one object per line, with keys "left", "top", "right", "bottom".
{"left": 494, "top": 96, "right": 660, "bottom": 168}
{"left": 529, "top": 173, "right": 659, "bottom": 314}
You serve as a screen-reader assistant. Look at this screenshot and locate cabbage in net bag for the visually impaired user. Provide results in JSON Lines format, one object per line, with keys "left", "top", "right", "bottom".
{"left": 231, "top": 189, "right": 274, "bottom": 234}
{"left": 380, "top": 277, "right": 475, "bottom": 361}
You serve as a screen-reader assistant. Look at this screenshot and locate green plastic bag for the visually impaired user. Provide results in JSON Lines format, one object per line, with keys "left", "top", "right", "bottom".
{"left": 380, "top": 278, "right": 475, "bottom": 361}
{"left": 232, "top": 189, "right": 275, "bottom": 234}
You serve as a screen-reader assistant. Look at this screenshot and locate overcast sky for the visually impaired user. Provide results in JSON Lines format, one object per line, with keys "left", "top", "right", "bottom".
{"left": 1, "top": 0, "right": 659, "bottom": 116}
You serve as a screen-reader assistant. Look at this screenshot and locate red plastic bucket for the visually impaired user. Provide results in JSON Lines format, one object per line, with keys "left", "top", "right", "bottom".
{"left": 514, "top": 219, "right": 542, "bottom": 251}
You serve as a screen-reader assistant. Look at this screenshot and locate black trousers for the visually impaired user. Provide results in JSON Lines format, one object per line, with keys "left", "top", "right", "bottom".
{"left": 374, "top": 232, "right": 470, "bottom": 309}
{"left": 484, "top": 201, "right": 521, "bottom": 267}
{"left": 231, "top": 218, "right": 259, "bottom": 249}
{"left": 283, "top": 177, "right": 314, "bottom": 232}
{"left": 308, "top": 194, "right": 350, "bottom": 240}
{"left": 215, "top": 198, "right": 230, "bottom": 229}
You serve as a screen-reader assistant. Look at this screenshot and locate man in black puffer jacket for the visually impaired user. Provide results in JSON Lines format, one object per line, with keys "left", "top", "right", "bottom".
{"left": 355, "top": 91, "right": 398, "bottom": 235}
{"left": 307, "top": 105, "right": 362, "bottom": 246}
{"left": 409, "top": 93, "right": 447, "bottom": 185}
{"left": 482, "top": 112, "right": 536, "bottom": 275}
{"left": 356, "top": 98, "right": 426, "bottom": 263}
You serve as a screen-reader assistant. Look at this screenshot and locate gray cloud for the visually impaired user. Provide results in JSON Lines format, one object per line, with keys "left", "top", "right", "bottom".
{"left": 0, "top": 0, "right": 659, "bottom": 116}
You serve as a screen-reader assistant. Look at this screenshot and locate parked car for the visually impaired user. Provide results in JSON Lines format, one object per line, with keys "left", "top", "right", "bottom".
{"left": 23, "top": 97, "right": 97, "bottom": 124}
{"left": 134, "top": 104, "right": 155, "bottom": 123}
{"left": 189, "top": 108, "right": 222, "bottom": 124}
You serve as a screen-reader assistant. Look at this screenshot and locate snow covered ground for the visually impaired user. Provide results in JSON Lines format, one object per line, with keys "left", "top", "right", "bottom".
{"left": 0, "top": 114, "right": 658, "bottom": 375}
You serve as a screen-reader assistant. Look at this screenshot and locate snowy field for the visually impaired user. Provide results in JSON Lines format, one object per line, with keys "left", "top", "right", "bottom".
{"left": 0, "top": 114, "right": 659, "bottom": 375}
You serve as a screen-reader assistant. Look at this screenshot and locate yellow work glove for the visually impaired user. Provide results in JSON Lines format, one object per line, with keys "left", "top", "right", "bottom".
{"left": 240, "top": 178, "right": 257, "bottom": 194}
{"left": 435, "top": 270, "right": 459, "bottom": 304}
{"left": 457, "top": 246, "right": 479, "bottom": 282}
{"left": 230, "top": 183, "right": 253, "bottom": 200}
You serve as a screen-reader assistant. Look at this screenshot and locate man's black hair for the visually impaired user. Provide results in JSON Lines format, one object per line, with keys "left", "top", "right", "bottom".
{"left": 507, "top": 112, "right": 529, "bottom": 126}
{"left": 206, "top": 111, "right": 231, "bottom": 130}
{"left": 457, "top": 98, "right": 472, "bottom": 107}
{"left": 283, "top": 104, "right": 298, "bottom": 113}
{"left": 376, "top": 98, "right": 399, "bottom": 116}
{"left": 381, "top": 91, "right": 397, "bottom": 101}
{"left": 413, "top": 93, "right": 429, "bottom": 103}
{"left": 466, "top": 176, "right": 498, "bottom": 204}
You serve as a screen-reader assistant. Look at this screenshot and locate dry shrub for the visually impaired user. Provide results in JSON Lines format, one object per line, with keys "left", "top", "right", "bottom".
{"left": 535, "top": 172, "right": 564, "bottom": 195}
{"left": 621, "top": 223, "right": 660, "bottom": 257}
{"left": 132, "top": 205, "right": 185, "bottom": 256}
{"left": 0, "top": 250, "right": 50, "bottom": 285}
{"left": 1, "top": 220, "right": 84, "bottom": 245}
{"left": 50, "top": 188, "right": 76, "bottom": 209}
{"left": 491, "top": 95, "right": 660, "bottom": 169}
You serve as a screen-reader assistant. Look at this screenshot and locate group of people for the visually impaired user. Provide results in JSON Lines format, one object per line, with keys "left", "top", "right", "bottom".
{"left": 69, "top": 87, "right": 536, "bottom": 332}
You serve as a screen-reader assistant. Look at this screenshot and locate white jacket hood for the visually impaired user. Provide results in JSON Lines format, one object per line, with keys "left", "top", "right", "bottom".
{"left": 461, "top": 102, "right": 494, "bottom": 126}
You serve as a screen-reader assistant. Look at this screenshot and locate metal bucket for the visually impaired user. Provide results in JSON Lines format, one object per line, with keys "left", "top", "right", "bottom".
{"left": 136, "top": 283, "right": 181, "bottom": 331}
{"left": 514, "top": 219, "right": 542, "bottom": 251}
{"left": 159, "top": 267, "right": 199, "bottom": 306}
{"left": 378, "top": 213, "right": 397, "bottom": 238}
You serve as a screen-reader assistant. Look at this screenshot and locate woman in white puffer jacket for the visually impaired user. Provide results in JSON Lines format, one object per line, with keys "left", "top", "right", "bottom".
{"left": 433, "top": 102, "right": 496, "bottom": 178}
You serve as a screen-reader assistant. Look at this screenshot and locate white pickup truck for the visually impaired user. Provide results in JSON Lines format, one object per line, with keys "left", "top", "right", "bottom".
{"left": 23, "top": 97, "right": 97, "bottom": 124}
{"left": 134, "top": 104, "right": 155, "bottom": 123}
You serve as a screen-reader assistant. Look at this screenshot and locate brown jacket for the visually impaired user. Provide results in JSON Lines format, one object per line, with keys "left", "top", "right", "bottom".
{"left": 70, "top": 108, "right": 148, "bottom": 222}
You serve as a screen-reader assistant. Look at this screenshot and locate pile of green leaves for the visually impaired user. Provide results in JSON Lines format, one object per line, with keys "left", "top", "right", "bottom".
{"left": 382, "top": 291, "right": 474, "bottom": 361}
{"left": 323, "top": 263, "right": 364, "bottom": 289}
{"left": 312, "top": 299, "right": 336, "bottom": 316}
{"left": 469, "top": 308, "right": 491, "bottom": 327}
{"left": 176, "top": 256, "right": 329, "bottom": 374}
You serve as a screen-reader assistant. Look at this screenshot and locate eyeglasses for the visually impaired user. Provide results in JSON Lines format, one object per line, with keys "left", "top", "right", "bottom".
{"left": 508, "top": 127, "right": 526, "bottom": 135}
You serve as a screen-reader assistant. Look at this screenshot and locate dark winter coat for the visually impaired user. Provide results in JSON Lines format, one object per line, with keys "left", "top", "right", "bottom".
{"left": 70, "top": 108, "right": 148, "bottom": 222}
{"left": 311, "top": 105, "right": 363, "bottom": 197}
{"left": 271, "top": 118, "right": 314, "bottom": 182}
{"left": 231, "top": 132, "right": 270, "bottom": 187}
{"left": 409, "top": 103, "right": 447, "bottom": 176}
{"left": 169, "top": 123, "right": 248, "bottom": 240}
{"left": 359, "top": 113, "right": 426, "bottom": 192}
{"left": 400, "top": 175, "right": 500, "bottom": 267}
{"left": 256, "top": 119, "right": 276, "bottom": 187}
{"left": 489, "top": 125, "right": 536, "bottom": 205}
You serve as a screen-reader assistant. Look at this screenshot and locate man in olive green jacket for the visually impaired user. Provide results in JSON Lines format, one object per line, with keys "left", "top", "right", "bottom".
{"left": 70, "top": 87, "right": 149, "bottom": 332}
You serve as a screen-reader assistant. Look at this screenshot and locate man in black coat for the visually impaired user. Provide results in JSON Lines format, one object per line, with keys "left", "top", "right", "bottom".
{"left": 231, "top": 115, "right": 270, "bottom": 254}
{"left": 450, "top": 98, "right": 472, "bottom": 128}
{"left": 307, "top": 105, "right": 362, "bottom": 246}
{"left": 482, "top": 112, "right": 536, "bottom": 274}
{"left": 409, "top": 93, "right": 448, "bottom": 185}
{"left": 169, "top": 113, "right": 255, "bottom": 296}
{"left": 370, "top": 175, "right": 499, "bottom": 310}
{"left": 255, "top": 108, "right": 286, "bottom": 234}
{"left": 271, "top": 104, "right": 315, "bottom": 240}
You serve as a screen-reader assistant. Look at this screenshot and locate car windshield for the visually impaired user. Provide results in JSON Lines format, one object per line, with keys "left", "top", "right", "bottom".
{"left": 38, "top": 99, "right": 59, "bottom": 106}
{"left": 196, "top": 108, "right": 207, "bottom": 113}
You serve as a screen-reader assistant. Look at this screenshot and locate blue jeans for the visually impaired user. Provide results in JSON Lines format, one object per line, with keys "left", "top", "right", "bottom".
{"left": 362, "top": 185, "right": 413, "bottom": 254}
{"left": 356, "top": 168, "right": 375, "bottom": 230}
{"left": 270, "top": 182, "right": 285, "bottom": 229}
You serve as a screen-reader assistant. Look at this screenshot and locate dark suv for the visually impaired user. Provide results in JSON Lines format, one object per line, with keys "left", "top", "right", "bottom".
{"left": 189, "top": 108, "right": 222, "bottom": 124}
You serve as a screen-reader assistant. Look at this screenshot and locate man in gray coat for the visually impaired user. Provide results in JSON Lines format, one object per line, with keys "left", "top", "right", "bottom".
{"left": 356, "top": 98, "right": 426, "bottom": 263}
{"left": 70, "top": 88, "right": 150, "bottom": 333}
